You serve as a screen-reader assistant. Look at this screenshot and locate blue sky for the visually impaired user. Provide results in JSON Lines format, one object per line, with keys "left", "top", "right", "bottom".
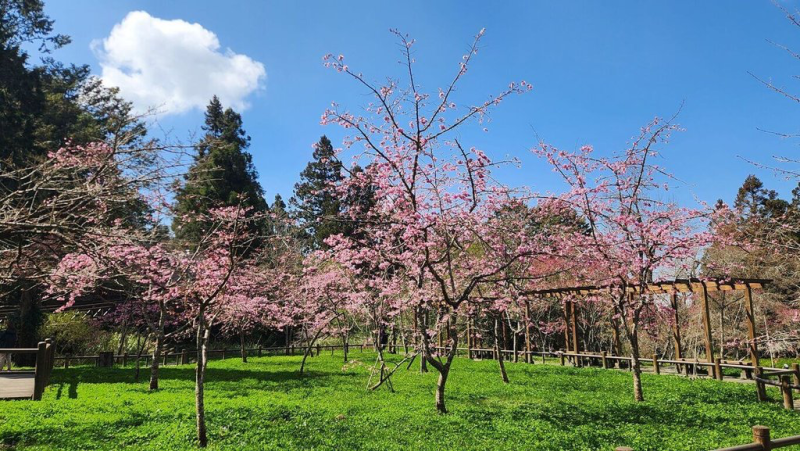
{"left": 42, "top": 1, "right": 800, "bottom": 206}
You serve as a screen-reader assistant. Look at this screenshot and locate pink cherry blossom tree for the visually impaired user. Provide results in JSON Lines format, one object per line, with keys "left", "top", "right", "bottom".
{"left": 535, "top": 119, "right": 712, "bottom": 401}
{"left": 319, "top": 29, "right": 572, "bottom": 413}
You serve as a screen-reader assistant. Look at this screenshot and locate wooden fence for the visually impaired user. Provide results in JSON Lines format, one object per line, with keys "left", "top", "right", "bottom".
{"left": 616, "top": 426, "right": 800, "bottom": 451}
{"left": 430, "top": 345, "right": 800, "bottom": 412}
{"left": 0, "top": 338, "right": 55, "bottom": 400}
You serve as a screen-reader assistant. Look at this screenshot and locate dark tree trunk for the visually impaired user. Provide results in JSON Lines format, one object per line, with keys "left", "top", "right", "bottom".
{"left": 149, "top": 308, "right": 166, "bottom": 391}
{"left": 15, "top": 286, "right": 42, "bottom": 367}
{"left": 494, "top": 317, "right": 509, "bottom": 383}
{"left": 149, "top": 332, "right": 163, "bottom": 391}
{"left": 240, "top": 331, "right": 247, "bottom": 363}
{"left": 117, "top": 323, "right": 128, "bottom": 356}
{"left": 629, "top": 327, "right": 644, "bottom": 402}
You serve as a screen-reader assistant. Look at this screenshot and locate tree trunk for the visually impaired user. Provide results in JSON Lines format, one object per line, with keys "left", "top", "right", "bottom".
{"left": 494, "top": 317, "right": 509, "bottom": 383}
{"left": 628, "top": 326, "right": 644, "bottom": 402}
{"left": 117, "top": 323, "right": 128, "bottom": 356}
{"left": 418, "top": 308, "right": 428, "bottom": 373}
{"left": 610, "top": 315, "right": 623, "bottom": 368}
{"left": 425, "top": 310, "right": 458, "bottom": 413}
{"left": 240, "top": 331, "right": 247, "bottom": 363}
{"left": 16, "top": 286, "right": 42, "bottom": 367}
{"left": 196, "top": 313, "right": 209, "bottom": 448}
{"left": 435, "top": 365, "right": 450, "bottom": 413}
{"left": 149, "top": 332, "right": 163, "bottom": 391}
{"left": 134, "top": 334, "right": 146, "bottom": 382}
{"left": 300, "top": 328, "right": 325, "bottom": 374}
{"left": 343, "top": 330, "right": 349, "bottom": 363}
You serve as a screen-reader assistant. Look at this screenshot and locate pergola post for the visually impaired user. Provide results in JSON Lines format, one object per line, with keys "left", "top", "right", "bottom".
{"left": 570, "top": 299, "right": 580, "bottom": 367}
{"left": 563, "top": 298, "right": 571, "bottom": 355}
{"left": 670, "top": 292, "right": 683, "bottom": 373}
{"left": 700, "top": 284, "right": 716, "bottom": 378}
{"left": 466, "top": 317, "right": 473, "bottom": 359}
{"left": 524, "top": 299, "right": 532, "bottom": 364}
{"left": 744, "top": 285, "right": 760, "bottom": 368}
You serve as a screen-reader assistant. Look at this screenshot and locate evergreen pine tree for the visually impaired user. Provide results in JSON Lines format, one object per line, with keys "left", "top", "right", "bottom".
{"left": 291, "top": 136, "right": 346, "bottom": 249}
{"left": 172, "top": 96, "right": 267, "bottom": 244}
{"left": 734, "top": 175, "right": 788, "bottom": 220}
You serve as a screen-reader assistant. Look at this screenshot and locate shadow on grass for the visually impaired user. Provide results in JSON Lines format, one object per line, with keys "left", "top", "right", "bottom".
{"left": 50, "top": 363, "right": 356, "bottom": 399}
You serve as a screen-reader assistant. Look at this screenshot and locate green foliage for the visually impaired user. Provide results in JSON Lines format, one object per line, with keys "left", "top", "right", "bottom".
{"left": 1, "top": 353, "right": 798, "bottom": 450}
{"left": 172, "top": 96, "right": 268, "bottom": 245}
{"left": 734, "top": 175, "right": 791, "bottom": 221}
{"left": 291, "top": 135, "right": 346, "bottom": 249}
{"left": 1, "top": 1, "right": 146, "bottom": 167}
{"left": 38, "top": 312, "right": 115, "bottom": 356}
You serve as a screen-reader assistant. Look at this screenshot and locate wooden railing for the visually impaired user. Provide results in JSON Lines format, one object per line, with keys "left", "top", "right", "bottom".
{"left": 0, "top": 338, "right": 55, "bottom": 400}
{"left": 429, "top": 346, "right": 800, "bottom": 411}
{"left": 616, "top": 426, "right": 800, "bottom": 450}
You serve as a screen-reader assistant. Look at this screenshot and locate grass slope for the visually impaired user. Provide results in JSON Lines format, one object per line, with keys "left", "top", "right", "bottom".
{"left": 1, "top": 352, "right": 799, "bottom": 450}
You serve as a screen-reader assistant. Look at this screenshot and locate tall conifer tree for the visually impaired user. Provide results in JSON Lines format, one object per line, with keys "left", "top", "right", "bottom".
{"left": 173, "top": 96, "right": 267, "bottom": 244}
{"left": 291, "top": 136, "right": 346, "bottom": 249}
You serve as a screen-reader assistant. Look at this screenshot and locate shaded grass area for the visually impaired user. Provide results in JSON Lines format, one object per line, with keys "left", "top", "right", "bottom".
{"left": 1, "top": 352, "right": 799, "bottom": 450}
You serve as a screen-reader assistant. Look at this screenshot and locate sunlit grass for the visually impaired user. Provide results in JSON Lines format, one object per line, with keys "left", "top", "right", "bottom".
{"left": 1, "top": 351, "right": 799, "bottom": 450}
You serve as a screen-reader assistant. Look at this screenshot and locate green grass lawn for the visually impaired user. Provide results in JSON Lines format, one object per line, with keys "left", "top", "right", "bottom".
{"left": 1, "top": 352, "right": 800, "bottom": 451}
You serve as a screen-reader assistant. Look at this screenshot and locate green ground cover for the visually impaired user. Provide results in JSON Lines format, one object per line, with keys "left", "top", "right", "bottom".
{"left": 1, "top": 352, "right": 799, "bottom": 450}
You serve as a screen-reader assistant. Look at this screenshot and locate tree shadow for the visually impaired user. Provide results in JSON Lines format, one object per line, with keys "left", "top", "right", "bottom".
{"left": 48, "top": 362, "right": 357, "bottom": 399}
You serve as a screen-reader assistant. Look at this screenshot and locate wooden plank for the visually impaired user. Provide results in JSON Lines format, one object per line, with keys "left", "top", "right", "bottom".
{"left": 0, "top": 373, "right": 35, "bottom": 400}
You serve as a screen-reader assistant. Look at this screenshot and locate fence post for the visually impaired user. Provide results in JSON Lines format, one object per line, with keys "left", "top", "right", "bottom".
{"left": 559, "top": 351, "right": 565, "bottom": 366}
{"left": 793, "top": 363, "right": 800, "bottom": 389}
{"left": 714, "top": 358, "right": 723, "bottom": 381}
{"left": 32, "top": 341, "right": 47, "bottom": 401}
{"left": 45, "top": 339, "right": 54, "bottom": 386}
{"left": 752, "top": 425, "right": 771, "bottom": 451}
{"left": 64, "top": 357, "right": 69, "bottom": 369}
{"left": 653, "top": 355, "right": 660, "bottom": 375}
{"left": 181, "top": 349, "right": 188, "bottom": 365}
{"left": 755, "top": 367, "right": 768, "bottom": 402}
{"left": 601, "top": 351, "right": 608, "bottom": 369}
{"left": 781, "top": 376, "right": 794, "bottom": 410}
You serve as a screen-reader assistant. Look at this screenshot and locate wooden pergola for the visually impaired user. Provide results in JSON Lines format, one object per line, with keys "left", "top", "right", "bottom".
{"left": 521, "top": 278, "right": 771, "bottom": 368}
{"left": 0, "top": 298, "right": 117, "bottom": 317}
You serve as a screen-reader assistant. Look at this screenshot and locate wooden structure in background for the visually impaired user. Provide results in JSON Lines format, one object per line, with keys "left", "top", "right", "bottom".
{"left": 522, "top": 278, "right": 770, "bottom": 373}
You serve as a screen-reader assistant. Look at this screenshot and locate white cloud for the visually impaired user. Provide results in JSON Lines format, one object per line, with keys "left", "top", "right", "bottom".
{"left": 92, "top": 11, "right": 265, "bottom": 115}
